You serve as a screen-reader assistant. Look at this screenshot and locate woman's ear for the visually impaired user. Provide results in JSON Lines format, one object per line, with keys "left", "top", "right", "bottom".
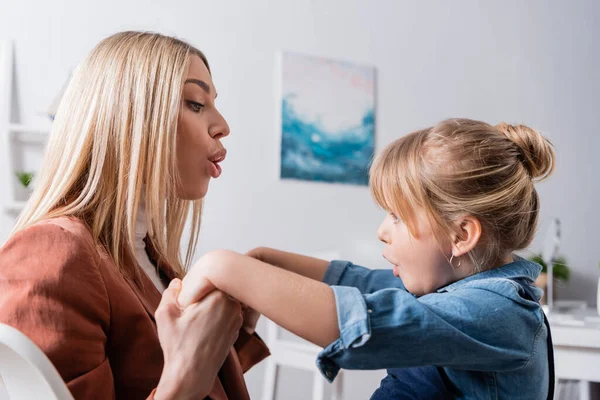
{"left": 451, "top": 216, "right": 482, "bottom": 257}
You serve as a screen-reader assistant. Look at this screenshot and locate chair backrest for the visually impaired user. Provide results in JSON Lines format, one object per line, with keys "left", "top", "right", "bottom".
{"left": 0, "top": 323, "right": 74, "bottom": 400}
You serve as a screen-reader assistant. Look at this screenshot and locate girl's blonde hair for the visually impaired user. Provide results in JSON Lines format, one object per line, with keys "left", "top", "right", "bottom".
{"left": 370, "top": 118, "right": 555, "bottom": 270}
{"left": 13, "top": 31, "right": 209, "bottom": 283}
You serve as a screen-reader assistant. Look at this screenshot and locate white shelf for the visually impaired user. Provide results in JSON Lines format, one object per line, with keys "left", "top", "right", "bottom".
{"left": 4, "top": 201, "right": 26, "bottom": 214}
{"left": 9, "top": 123, "right": 50, "bottom": 142}
{"left": 1, "top": 42, "right": 49, "bottom": 216}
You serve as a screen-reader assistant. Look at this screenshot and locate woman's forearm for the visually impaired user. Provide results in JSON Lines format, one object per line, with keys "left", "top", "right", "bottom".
{"left": 248, "top": 247, "right": 330, "bottom": 282}
{"left": 205, "top": 250, "right": 340, "bottom": 348}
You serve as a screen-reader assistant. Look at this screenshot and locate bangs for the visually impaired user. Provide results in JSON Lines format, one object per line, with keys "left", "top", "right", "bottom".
{"left": 369, "top": 135, "right": 424, "bottom": 234}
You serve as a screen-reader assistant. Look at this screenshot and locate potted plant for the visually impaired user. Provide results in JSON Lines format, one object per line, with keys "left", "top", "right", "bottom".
{"left": 529, "top": 253, "right": 570, "bottom": 305}
{"left": 14, "top": 171, "right": 35, "bottom": 200}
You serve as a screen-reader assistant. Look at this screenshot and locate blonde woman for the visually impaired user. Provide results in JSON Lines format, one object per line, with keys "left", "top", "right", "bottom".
{"left": 0, "top": 32, "right": 268, "bottom": 400}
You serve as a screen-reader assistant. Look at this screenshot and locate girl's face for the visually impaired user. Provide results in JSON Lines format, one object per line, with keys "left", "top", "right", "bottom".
{"left": 377, "top": 209, "right": 465, "bottom": 296}
{"left": 176, "top": 55, "right": 230, "bottom": 200}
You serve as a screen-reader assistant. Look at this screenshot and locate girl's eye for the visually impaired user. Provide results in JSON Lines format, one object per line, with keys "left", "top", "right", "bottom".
{"left": 187, "top": 101, "right": 205, "bottom": 113}
{"left": 390, "top": 213, "right": 400, "bottom": 223}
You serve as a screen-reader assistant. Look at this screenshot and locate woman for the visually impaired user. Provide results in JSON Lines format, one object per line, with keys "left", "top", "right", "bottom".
{"left": 0, "top": 31, "right": 269, "bottom": 399}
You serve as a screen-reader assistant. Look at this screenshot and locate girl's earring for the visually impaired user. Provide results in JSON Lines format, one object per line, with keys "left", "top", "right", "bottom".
{"left": 449, "top": 254, "right": 462, "bottom": 269}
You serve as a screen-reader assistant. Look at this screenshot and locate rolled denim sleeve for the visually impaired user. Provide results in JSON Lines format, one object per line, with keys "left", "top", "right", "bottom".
{"left": 322, "top": 260, "right": 405, "bottom": 293}
{"left": 316, "top": 284, "right": 543, "bottom": 382}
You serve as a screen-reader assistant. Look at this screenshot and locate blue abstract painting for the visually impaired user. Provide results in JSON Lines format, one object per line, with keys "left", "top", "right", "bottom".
{"left": 280, "top": 52, "right": 375, "bottom": 186}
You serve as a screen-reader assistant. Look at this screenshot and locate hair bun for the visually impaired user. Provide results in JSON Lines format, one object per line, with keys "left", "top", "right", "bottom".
{"left": 496, "top": 122, "right": 555, "bottom": 181}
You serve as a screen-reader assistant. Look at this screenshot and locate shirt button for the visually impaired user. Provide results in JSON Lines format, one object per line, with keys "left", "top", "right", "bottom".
{"left": 326, "top": 370, "right": 333, "bottom": 379}
{"left": 367, "top": 309, "right": 372, "bottom": 313}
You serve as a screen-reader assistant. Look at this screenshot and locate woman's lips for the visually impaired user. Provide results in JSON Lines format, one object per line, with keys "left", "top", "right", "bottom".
{"left": 208, "top": 148, "right": 227, "bottom": 178}
{"left": 208, "top": 160, "right": 222, "bottom": 178}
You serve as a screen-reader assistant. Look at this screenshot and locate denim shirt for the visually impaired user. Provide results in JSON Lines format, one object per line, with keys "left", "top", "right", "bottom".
{"left": 317, "top": 258, "right": 549, "bottom": 400}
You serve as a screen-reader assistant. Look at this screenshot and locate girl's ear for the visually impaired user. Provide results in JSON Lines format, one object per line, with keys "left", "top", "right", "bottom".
{"left": 451, "top": 216, "right": 482, "bottom": 257}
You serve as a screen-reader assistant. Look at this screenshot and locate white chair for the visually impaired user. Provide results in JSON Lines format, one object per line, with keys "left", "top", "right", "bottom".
{"left": 0, "top": 323, "right": 74, "bottom": 400}
{"left": 261, "top": 319, "right": 344, "bottom": 400}
{"left": 262, "top": 250, "right": 344, "bottom": 400}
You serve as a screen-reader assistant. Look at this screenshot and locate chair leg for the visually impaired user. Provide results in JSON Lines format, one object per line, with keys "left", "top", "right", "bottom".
{"left": 261, "top": 359, "right": 278, "bottom": 400}
{"left": 312, "top": 371, "right": 325, "bottom": 400}
{"left": 579, "top": 380, "right": 591, "bottom": 400}
{"left": 331, "top": 370, "right": 344, "bottom": 400}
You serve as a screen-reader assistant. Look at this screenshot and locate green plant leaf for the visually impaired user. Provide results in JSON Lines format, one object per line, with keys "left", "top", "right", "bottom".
{"left": 15, "top": 171, "right": 34, "bottom": 188}
{"left": 527, "top": 253, "right": 570, "bottom": 281}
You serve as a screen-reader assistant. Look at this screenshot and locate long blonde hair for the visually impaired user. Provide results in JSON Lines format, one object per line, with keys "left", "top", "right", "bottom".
{"left": 14, "top": 31, "right": 209, "bottom": 282}
{"left": 370, "top": 118, "right": 555, "bottom": 270}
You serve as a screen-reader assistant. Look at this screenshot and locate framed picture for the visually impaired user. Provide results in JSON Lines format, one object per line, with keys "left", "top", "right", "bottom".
{"left": 279, "top": 52, "right": 376, "bottom": 186}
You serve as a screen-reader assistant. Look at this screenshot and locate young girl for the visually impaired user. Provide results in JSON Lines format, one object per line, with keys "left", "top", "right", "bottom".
{"left": 178, "top": 118, "right": 555, "bottom": 399}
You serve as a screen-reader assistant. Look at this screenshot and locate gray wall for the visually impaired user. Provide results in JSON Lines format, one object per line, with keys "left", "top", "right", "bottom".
{"left": 1, "top": 0, "right": 599, "bottom": 398}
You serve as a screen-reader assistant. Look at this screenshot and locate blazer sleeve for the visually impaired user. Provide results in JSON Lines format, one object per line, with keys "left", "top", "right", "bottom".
{"left": 234, "top": 329, "right": 270, "bottom": 373}
{"left": 0, "top": 222, "right": 118, "bottom": 399}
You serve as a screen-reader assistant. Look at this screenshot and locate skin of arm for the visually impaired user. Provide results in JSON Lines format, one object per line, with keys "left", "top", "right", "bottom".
{"left": 245, "top": 247, "right": 330, "bottom": 281}
{"left": 179, "top": 249, "right": 340, "bottom": 348}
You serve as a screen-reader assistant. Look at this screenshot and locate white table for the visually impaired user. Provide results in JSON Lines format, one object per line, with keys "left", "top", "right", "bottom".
{"left": 549, "top": 307, "right": 600, "bottom": 400}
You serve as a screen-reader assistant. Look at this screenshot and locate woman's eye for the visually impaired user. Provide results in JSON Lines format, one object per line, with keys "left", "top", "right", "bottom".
{"left": 187, "top": 101, "right": 205, "bottom": 113}
{"left": 390, "top": 213, "right": 400, "bottom": 223}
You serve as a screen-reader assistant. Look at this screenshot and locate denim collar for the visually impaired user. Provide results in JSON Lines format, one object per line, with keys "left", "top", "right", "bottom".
{"left": 436, "top": 256, "right": 542, "bottom": 293}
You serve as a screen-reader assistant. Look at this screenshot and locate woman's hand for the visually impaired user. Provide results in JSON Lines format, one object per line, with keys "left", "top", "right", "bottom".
{"left": 154, "top": 279, "right": 243, "bottom": 399}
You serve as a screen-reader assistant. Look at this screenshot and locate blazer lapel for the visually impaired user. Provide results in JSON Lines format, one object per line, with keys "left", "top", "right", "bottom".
{"left": 125, "top": 264, "right": 162, "bottom": 322}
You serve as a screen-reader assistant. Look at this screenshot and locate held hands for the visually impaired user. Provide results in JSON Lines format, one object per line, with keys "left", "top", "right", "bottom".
{"left": 178, "top": 250, "right": 262, "bottom": 334}
{"left": 155, "top": 247, "right": 269, "bottom": 399}
{"left": 154, "top": 279, "right": 243, "bottom": 399}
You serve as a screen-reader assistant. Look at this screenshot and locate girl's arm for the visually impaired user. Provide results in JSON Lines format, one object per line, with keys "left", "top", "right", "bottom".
{"left": 246, "top": 247, "right": 330, "bottom": 281}
{"left": 248, "top": 247, "right": 406, "bottom": 294}
{"left": 179, "top": 249, "right": 340, "bottom": 348}
{"left": 179, "top": 252, "right": 538, "bottom": 380}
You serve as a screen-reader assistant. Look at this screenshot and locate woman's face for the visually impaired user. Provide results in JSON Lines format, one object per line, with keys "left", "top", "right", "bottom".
{"left": 176, "top": 55, "right": 230, "bottom": 200}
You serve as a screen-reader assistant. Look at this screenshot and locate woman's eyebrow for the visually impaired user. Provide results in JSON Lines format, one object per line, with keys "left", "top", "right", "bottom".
{"left": 185, "top": 79, "right": 217, "bottom": 98}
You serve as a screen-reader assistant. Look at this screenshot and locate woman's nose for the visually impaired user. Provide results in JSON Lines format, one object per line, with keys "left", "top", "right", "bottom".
{"left": 210, "top": 111, "right": 230, "bottom": 139}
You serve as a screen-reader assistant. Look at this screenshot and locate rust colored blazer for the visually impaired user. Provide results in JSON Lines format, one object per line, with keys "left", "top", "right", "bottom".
{"left": 0, "top": 216, "right": 269, "bottom": 399}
